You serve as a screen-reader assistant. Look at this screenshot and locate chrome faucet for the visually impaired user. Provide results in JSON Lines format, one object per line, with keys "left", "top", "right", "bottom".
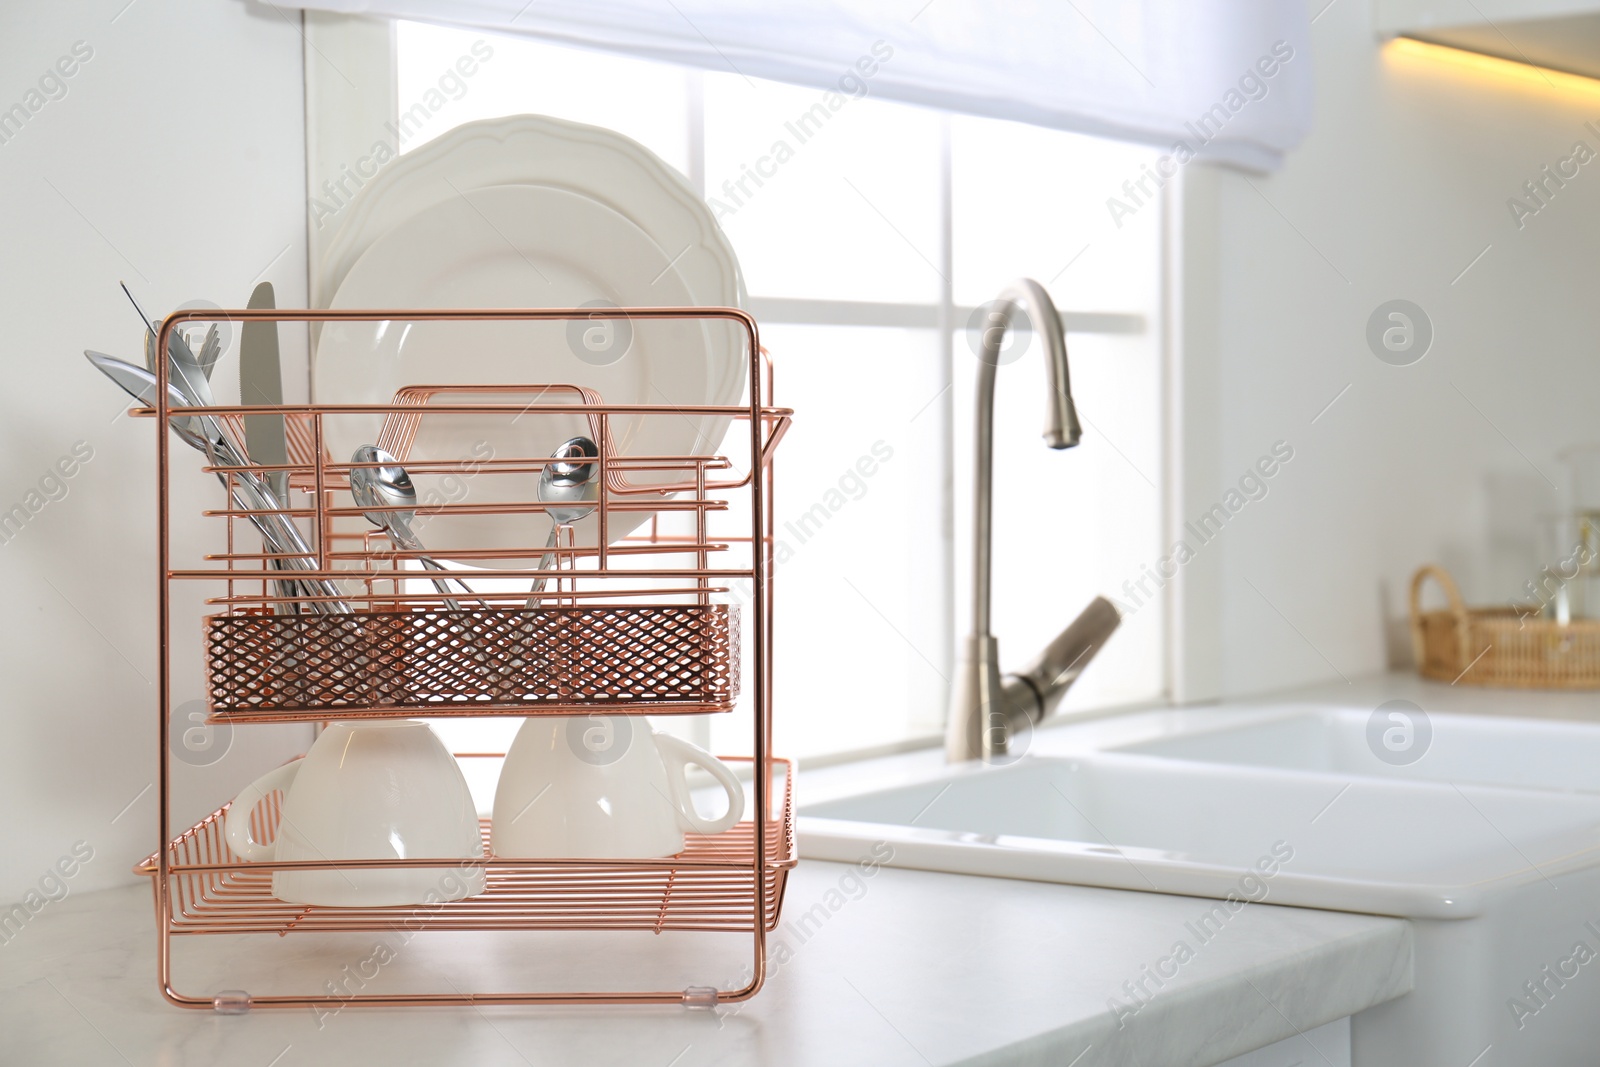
{"left": 945, "top": 279, "right": 1122, "bottom": 763}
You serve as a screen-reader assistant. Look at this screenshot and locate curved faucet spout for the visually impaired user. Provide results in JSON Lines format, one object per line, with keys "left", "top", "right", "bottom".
{"left": 972, "top": 278, "right": 1080, "bottom": 638}
{"left": 977, "top": 278, "right": 1081, "bottom": 451}
{"left": 948, "top": 279, "right": 1102, "bottom": 765}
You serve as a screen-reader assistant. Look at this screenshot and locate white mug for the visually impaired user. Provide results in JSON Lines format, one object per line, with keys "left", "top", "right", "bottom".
{"left": 224, "top": 720, "right": 486, "bottom": 907}
{"left": 491, "top": 715, "right": 744, "bottom": 859}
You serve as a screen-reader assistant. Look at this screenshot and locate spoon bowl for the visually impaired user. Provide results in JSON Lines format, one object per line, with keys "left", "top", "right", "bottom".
{"left": 85, "top": 351, "right": 213, "bottom": 452}
{"left": 85, "top": 351, "right": 352, "bottom": 613}
{"left": 540, "top": 436, "right": 600, "bottom": 524}
{"left": 348, "top": 445, "right": 420, "bottom": 535}
{"left": 349, "top": 445, "right": 484, "bottom": 612}
{"left": 527, "top": 437, "right": 600, "bottom": 602}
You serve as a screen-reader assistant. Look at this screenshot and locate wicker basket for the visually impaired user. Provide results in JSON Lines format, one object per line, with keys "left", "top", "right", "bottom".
{"left": 1410, "top": 565, "right": 1600, "bottom": 689}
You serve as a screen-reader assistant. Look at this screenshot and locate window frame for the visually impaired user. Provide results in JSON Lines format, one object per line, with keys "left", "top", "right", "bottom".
{"left": 302, "top": 13, "right": 1168, "bottom": 760}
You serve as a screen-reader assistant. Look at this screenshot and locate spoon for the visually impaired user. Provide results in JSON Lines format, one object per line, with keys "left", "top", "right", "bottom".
{"left": 85, "top": 352, "right": 349, "bottom": 612}
{"left": 526, "top": 436, "right": 600, "bottom": 604}
{"left": 348, "top": 445, "right": 485, "bottom": 612}
{"left": 87, "top": 351, "right": 218, "bottom": 455}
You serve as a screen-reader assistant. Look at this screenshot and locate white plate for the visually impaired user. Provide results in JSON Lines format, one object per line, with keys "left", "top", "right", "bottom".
{"left": 315, "top": 184, "right": 730, "bottom": 566}
{"left": 316, "top": 114, "right": 745, "bottom": 407}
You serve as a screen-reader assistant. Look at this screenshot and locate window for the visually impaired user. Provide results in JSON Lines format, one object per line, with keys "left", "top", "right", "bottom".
{"left": 380, "top": 21, "right": 1165, "bottom": 761}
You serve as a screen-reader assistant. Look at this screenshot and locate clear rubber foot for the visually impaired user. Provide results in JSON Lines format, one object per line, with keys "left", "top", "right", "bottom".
{"left": 682, "top": 985, "right": 718, "bottom": 1009}
{"left": 213, "top": 990, "right": 251, "bottom": 1014}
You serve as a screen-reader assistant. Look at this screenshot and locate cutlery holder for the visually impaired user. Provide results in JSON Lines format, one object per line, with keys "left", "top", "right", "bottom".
{"left": 204, "top": 604, "right": 740, "bottom": 720}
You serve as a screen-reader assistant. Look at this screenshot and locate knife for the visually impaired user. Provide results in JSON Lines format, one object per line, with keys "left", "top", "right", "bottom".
{"left": 240, "top": 283, "right": 295, "bottom": 611}
{"left": 241, "top": 283, "right": 287, "bottom": 495}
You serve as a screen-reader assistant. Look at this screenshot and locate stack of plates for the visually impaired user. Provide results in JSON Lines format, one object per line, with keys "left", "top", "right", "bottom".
{"left": 313, "top": 114, "right": 747, "bottom": 564}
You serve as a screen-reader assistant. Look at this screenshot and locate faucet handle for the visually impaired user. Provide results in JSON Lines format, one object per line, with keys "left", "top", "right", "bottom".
{"left": 1002, "top": 596, "right": 1122, "bottom": 724}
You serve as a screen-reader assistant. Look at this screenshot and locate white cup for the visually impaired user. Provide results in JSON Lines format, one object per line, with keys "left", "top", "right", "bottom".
{"left": 224, "top": 720, "right": 486, "bottom": 907}
{"left": 491, "top": 715, "right": 744, "bottom": 859}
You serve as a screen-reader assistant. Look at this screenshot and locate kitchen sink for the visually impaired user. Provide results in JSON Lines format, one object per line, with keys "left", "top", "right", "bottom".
{"left": 799, "top": 752, "right": 1600, "bottom": 919}
{"left": 797, "top": 720, "right": 1600, "bottom": 1066}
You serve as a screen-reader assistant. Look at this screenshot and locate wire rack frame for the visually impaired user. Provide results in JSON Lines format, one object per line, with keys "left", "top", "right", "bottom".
{"left": 146, "top": 306, "right": 787, "bottom": 1010}
{"left": 137, "top": 756, "right": 794, "bottom": 936}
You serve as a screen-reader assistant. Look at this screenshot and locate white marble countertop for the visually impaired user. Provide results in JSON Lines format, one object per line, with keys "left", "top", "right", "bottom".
{"left": 1, "top": 676, "right": 1448, "bottom": 1067}
{"left": 1, "top": 870, "right": 1410, "bottom": 1067}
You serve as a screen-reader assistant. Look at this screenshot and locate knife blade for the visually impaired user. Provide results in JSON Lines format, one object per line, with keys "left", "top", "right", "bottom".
{"left": 241, "top": 282, "right": 287, "bottom": 496}
{"left": 240, "top": 283, "right": 295, "bottom": 611}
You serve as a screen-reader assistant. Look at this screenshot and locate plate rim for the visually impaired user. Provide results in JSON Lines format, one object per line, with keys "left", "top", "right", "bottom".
{"left": 314, "top": 182, "right": 726, "bottom": 566}
{"left": 316, "top": 112, "right": 745, "bottom": 311}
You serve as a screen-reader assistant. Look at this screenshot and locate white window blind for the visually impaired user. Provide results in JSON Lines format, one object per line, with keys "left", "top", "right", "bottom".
{"left": 281, "top": 0, "right": 1313, "bottom": 170}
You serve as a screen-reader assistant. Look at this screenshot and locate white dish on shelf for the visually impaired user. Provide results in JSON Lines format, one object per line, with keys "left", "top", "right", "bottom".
{"left": 315, "top": 184, "right": 737, "bottom": 564}
{"left": 314, "top": 113, "right": 747, "bottom": 407}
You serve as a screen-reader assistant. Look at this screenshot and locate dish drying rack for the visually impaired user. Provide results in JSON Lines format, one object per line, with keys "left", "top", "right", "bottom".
{"left": 135, "top": 307, "right": 793, "bottom": 1010}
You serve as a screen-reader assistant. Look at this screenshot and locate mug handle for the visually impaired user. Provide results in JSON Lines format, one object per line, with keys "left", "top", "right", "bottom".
{"left": 223, "top": 760, "right": 300, "bottom": 862}
{"left": 656, "top": 735, "right": 745, "bottom": 836}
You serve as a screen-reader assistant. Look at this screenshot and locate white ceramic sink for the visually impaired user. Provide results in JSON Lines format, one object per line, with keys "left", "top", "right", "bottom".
{"left": 1113, "top": 706, "right": 1600, "bottom": 792}
{"left": 799, "top": 752, "right": 1600, "bottom": 919}
{"left": 798, "top": 719, "right": 1600, "bottom": 1066}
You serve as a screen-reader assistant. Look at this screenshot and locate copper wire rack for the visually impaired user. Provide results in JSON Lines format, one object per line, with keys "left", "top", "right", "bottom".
{"left": 137, "top": 757, "right": 793, "bottom": 936}
{"left": 140, "top": 306, "right": 791, "bottom": 1010}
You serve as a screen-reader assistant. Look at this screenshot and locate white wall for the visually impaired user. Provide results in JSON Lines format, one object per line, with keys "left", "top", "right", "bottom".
{"left": 1177, "top": 3, "right": 1600, "bottom": 698}
{"left": 0, "top": 2, "right": 311, "bottom": 903}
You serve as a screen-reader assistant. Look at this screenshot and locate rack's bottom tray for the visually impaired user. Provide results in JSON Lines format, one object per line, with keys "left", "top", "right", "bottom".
{"left": 138, "top": 758, "right": 792, "bottom": 937}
